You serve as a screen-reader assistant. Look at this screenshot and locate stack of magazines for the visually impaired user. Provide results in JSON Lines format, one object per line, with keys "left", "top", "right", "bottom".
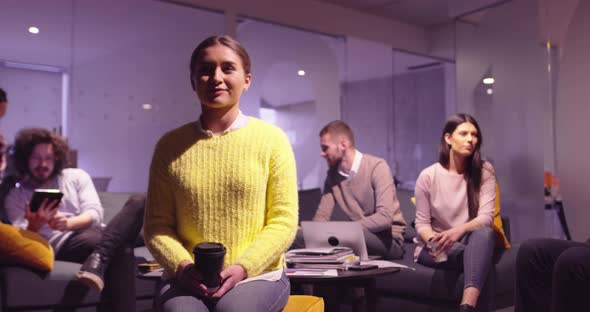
{"left": 285, "top": 247, "right": 360, "bottom": 269}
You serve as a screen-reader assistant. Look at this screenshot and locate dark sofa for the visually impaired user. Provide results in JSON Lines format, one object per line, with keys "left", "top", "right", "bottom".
{"left": 0, "top": 192, "right": 158, "bottom": 312}
{"left": 298, "top": 188, "right": 517, "bottom": 312}
{"left": 1, "top": 187, "right": 517, "bottom": 311}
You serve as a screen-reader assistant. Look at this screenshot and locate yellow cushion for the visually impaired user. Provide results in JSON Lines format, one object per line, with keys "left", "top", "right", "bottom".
{"left": 493, "top": 184, "right": 511, "bottom": 248}
{"left": 282, "top": 295, "right": 324, "bottom": 312}
{"left": 0, "top": 223, "right": 54, "bottom": 271}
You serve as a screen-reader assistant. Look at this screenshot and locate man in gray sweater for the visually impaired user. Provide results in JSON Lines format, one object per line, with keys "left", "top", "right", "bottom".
{"left": 313, "top": 120, "right": 406, "bottom": 259}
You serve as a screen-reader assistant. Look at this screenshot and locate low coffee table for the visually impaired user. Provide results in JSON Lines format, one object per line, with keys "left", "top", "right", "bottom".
{"left": 289, "top": 267, "right": 400, "bottom": 312}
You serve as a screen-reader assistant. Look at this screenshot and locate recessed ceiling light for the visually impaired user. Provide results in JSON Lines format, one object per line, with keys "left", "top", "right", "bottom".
{"left": 28, "top": 26, "right": 39, "bottom": 34}
{"left": 142, "top": 103, "right": 153, "bottom": 110}
{"left": 297, "top": 70, "right": 305, "bottom": 76}
{"left": 483, "top": 77, "right": 494, "bottom": 85}
{"left": 486, "top": 88, "right": 493, "bottom": 95}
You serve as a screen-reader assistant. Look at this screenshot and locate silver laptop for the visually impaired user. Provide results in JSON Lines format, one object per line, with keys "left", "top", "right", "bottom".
{"left": 300, "top": 221, "right": 369, "bottom": 261}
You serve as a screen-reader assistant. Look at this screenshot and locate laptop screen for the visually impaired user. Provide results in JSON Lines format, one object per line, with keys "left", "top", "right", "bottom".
{"left": 300, "top": 221, "right": 369, "bottom": 261}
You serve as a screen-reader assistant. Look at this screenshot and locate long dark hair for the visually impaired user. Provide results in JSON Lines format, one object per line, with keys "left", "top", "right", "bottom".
{"left": 0, "top": 87, "right": 7, "bottom": 103}
{"left": 438, "top": 113, "right": 484, "bottom": 220}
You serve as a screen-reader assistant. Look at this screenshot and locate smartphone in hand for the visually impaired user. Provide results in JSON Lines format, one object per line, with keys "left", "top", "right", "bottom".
{"left": 29, "top": 189, "right": 63, "bottom": 212}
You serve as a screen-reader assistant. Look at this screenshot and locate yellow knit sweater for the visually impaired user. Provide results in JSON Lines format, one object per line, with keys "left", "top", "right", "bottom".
{"left": 144, "top": 118, "right": 298, "bottom": 277}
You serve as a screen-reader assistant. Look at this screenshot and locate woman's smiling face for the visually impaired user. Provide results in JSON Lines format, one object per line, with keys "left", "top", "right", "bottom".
{"left": 193, "top": 44, "right": 252, "bottom": 109}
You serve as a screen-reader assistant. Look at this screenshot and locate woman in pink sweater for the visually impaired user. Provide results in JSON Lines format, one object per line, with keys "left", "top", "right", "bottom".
{"left": 414, "top": 113, "right": 496, "bottom": 312}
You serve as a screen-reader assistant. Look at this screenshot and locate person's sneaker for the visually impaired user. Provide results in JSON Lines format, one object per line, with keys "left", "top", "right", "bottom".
{"left": 75, "top": 252, "right": 107, "bottom": 292}
{"left": 459, "top": 304, "right": 477, "bottom": 312}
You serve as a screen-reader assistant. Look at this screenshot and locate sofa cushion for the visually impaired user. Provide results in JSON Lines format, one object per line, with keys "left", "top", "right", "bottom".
{"left": 376, "top": 244, "right": 462, "bottom": 302}
{"left": 375, "top": 243, "right": 517, "bottom": 306}
{"left": 397, "top": 189, "right": 417, "bottom": 242}
{"left": 98, "top": 192, "right": 142, "bottom": 224}
{"left": 298, "top": 189, "right": 322, "bottom": 223}
{"left": 493, "top": 184, "right": 511, "bottom": 248}
{"left": 0, "top": 246, "right": 159, "bottom": 310}
{"left": 0, "top": 261, "right": 102, "bottom": 309}
{"left": 98, "top": 192, "right": 146, "bottom": 247}
{"left": 0, "top": 223, "right": 54, "bottom": 271}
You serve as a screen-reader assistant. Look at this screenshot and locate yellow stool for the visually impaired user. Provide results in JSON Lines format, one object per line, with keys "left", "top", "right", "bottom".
{"left": 282, "top": 295, "right": 324, "bottom": 312}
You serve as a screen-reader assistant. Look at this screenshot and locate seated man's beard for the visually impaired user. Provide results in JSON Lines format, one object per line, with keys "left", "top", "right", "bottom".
{"left": 31, "top": 167, "right": 52, "bottom": 183}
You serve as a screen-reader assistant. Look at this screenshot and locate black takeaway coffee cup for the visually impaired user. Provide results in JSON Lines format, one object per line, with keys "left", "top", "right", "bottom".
{"left": 193, "top": 242, "right": 226, "bottom": 293}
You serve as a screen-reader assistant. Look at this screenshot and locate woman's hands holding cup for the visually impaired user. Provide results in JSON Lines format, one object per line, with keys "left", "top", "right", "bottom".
{"left": 176, "top": 260, "right": 209, "bottom": 297}
{"left": 210, "top": 264, "right": 247, "bottom": 298}
{"left": 175, "top": 261, "right": 247, "bottom": 299}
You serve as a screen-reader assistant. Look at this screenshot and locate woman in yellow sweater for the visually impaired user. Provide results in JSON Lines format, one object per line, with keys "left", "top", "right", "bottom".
{"left": 144, "top": 35, "right": 298, "bottom": 312}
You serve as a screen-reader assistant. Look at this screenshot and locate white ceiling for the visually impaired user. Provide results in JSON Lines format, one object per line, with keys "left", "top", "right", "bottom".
{"left": 260, "top": 61, "right": 315, "bottom": 107}
{"left": 317, "top": 0, "right": 453, "bottom": 26}
{"left": 315, "top": 0, "right": 509, "bottom": 27}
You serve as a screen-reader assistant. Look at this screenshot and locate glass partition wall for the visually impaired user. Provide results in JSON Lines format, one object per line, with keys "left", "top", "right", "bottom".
{"left": 454, "top": 0, "right": 548, "bottom": 242}
{"left": 236, "top": 21, "right": 454, "bottom": 194}
{"left": 341, "top": 36, "right": 453, "bottom": 191}
{"left": 553, "top": 1, "right": 590, "bottom": 241}
{"left": 390, "top": 51, "right": 454, "bottom": 190}
{"left": 237, "top": 18, "right": 345, "bottom": 190}
{"left": 1, "top": 0, "right": 225, "bottom": 191}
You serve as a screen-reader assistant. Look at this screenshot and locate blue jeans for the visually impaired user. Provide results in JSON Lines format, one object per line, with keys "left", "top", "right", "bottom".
{"left": 417, "top": 227, "right": 495, "bottom": 309}
{"left": 156, "top": 272, "right": 290, "bottom": 312}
